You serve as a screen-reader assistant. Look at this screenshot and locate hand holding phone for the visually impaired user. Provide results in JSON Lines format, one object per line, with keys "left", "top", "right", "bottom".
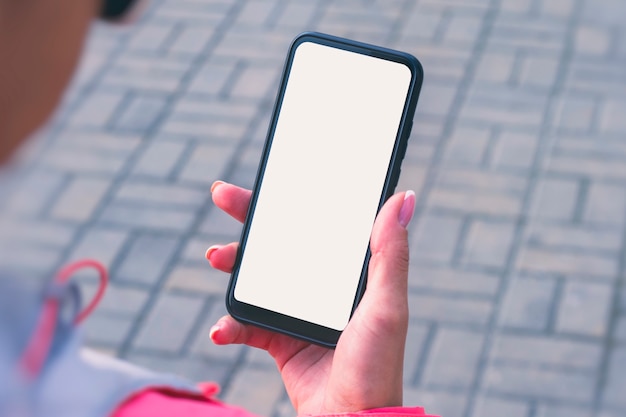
{"left": 226, "top": 32, "right": 422, "bottom": 347}
{"left": 207, "top": 182, "right": 415, "bottom": 414}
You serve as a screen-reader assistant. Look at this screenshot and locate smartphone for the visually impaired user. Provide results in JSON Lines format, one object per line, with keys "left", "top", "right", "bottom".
{"left": 226, "top": 32, "right": 423, "bottom": 347}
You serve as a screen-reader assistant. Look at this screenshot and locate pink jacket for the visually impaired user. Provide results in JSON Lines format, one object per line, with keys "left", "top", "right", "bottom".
{"left": 112, "top": 384, "right": 437, "bottom": 417}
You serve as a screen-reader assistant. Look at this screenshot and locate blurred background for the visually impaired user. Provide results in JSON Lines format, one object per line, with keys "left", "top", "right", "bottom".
{"left": 1, "top": 0, "right": 626, "bottom": 416}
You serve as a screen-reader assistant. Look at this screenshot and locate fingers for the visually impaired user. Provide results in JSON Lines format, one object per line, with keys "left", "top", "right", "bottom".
{"left": 210, "top": 315, "right": 257, "bottom": 346}
{"left": 205, "top": 242, "right": 239, "bottom": 273}
{"left": 209, "top": 315, "right": 300, "bottom": 356}
{"left": 211, "top": 180, "right": 252, "bottom": 223}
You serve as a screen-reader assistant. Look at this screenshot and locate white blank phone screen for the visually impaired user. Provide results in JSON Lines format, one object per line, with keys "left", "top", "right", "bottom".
{"left": 234, "top": 41, "right": 412, "bottom": 331}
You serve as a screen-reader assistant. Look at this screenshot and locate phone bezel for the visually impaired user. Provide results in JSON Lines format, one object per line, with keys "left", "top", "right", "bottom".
{"left": 225, "top": 32, "right": 424, "bottom": 348}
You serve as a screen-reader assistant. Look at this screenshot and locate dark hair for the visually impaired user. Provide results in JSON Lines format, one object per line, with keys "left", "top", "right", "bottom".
{"left": 100, "top": 0, "right": 140, "bottom": 21}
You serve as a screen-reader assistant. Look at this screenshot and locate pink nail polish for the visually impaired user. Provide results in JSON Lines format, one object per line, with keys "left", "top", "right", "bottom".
{"left": 398, "top": 190, "right": 416, "bottom": 228}
{"left": 211, "top": 180, "right": 225, "bottom": 193}
{"left": 205, "top": 245, "right": 221, "bottom": 262}
{"left": 209, "top": 324, "right": 220, "bottom": 341}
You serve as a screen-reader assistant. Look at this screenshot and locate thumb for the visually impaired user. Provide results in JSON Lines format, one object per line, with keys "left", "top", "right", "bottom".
{"left": 366, "top": 190, "right": 415, "bottom": 302}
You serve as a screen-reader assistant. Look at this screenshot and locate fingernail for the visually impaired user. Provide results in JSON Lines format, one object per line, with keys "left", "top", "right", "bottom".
{"left": 211, "top": 180, "right": 225, "bottom": 193}
{"left": 205, "top": 245, "right": 222, "bottom": 262}
{"left": 398, "top": 190, "right": 416, "bottom": 228}
{"left": 209, "top": 324, "right": 220, "bottom": 341}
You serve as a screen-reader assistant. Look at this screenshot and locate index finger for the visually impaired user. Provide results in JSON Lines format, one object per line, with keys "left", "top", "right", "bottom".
{"left": 211, "top": 181, "right": 252, "bottom": 223}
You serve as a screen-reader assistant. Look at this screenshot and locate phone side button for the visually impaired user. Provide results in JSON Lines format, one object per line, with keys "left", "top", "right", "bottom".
{"left": 389, "top": 168, "right": 401, "bottom": 191}
{"left": 398, "top": 121, "right": 413, "bottom": 160}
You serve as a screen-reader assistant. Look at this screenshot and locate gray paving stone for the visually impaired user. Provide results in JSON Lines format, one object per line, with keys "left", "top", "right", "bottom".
{"left": 223, "top": 367, "right": 285, "bottom": 417}
{"left": 169, "top": 26, "right": 215, "bottom": 55}
{"left": 161, "top": 112, "right": 250, "bottom": 140}
{"left": 556, "top": 281, "right": 612, "bottom": 337}
{"left": 244, "top": 345, "right": 277, "bottom": 368}
{"left": 602, "top": 346, "right": 626, "bottom": 407}
{"left": 410, "top": 266, "right": 500, "bottom": 297}
{"left": 438, "top": 169, "right": 528, "bottom": 195}
{"left": 113, "top": 94, "right": 167, "bottom": 132}
{"left": 556, "top": 95, "right": 598, "bottom": 131}
{"left": 0, "top": 245, "right": 62, "bottom": 275}
{"left": 180, "top": 236, "right": 216, "bottom": 263}
{"left": 165, "top": 264, "right": 227, "bottom": 295}
{"left": 475, "top": 52, "right": 516, "bottom": 84}
{"left": 409, "top": 293, "right": 492, "bottom": 326}
{"left": 485, "top": 363, "right": 595, "bottom": 402}
{"left": 601, "top": 100, "right": 626, "bottom": 133}
{"left": 83, "top": 314, "right": 134, "bottom": 349}
{"left": 187, "top": 58, "right": 237, "bottom": 96}
{"left": 103, "top": 54, "right": 193, "bottom": 93}
{"left": 412, "top": 213, "right": 463, "bottom": 263}
{"left": 429, "top": 187, "right": 522, "bottom": 217}
{"left": 461, "top": 87, "right": 548, "bottom": 128}
{"left": 128, "top": 22, "right": 177, "bottom": 52}
{"left": 213, "top": 30, "right": 290, "bottom": 61}
{"left": 548, "top": 153, "right": 626, "bottom": 181}
{"left": 531, "top": 178, "right": 579, "bottom": 221}
{"left": 189, "top": 301, "right": 244, "bottom": 362}
{"left": 462, "top": 220, "right": 516, "bottom": 269}
{"left": 443, "top": 127, "right": 491, "bottom": 165}
{"left": 235, "top": 0, "right": 278, "bottom": 27}
{"left": 80, "top": 281, "right": 149, "bottom": 316}
{"left": 273, "top": 2, "right": 317, "bottom": 29}
{"left": 422, "top": 327, "right": 484, "bottom": 388}
{"left": 519, "top": 56, "right": 559, "bottom": 89}
{"left": 613, "top": 315, "right": 626, "bottom": 343}
{"left": 54, "top": 131, "right": 142, "bottom": 154}
{"left": 537, "top": 405, "right": 593, "bottom": 417}
{"left": 472, "top": 397, "right": 529, "bottom": 417}
{"left": 583, "top": 183, "right": 626, "bottom": 226}
{"left": 127, "top": 352, "right": 232, "bottom": 385}
{"left": 229, "top": 66, "right": 278, "bottom": 100}
{"left": 491, "top": 130, "right": 539, "bottom": 170}
{"left": 0, "top": 218, "right": 75, "bottom": 248}
{"left": 132, "top": 291, "right": 205, "bottom": 352}
{"left": 172, "top": 97, "right": 258, "bottom": 126}
{"left": 554, "top": 136, "right": 626, "bottom": 161}
{"left": 2, "top": 169, "right": 65, "bottom": 216}
{"left": 51, "top": 177, "right": 111, "bottom": 222}
{"left": 500, "top": 277, "right": 556, "bottom": 330}
{"left": 67, "top": 88, "right": 125, "bottom": 128}
{"left": 518, "top": 247, "right": 618, "bottom": 279}
{"left": 397, "top": 164, "right": 428, "bottom": 197}
{"left": 444, "top": 15, "right": 483, "bottom": 43}
{"left": 404, "top": 322, "right": 430, "bottom": 384}
{"left": 526, "top": 223, "right": 622, "bottom": 253}
{"left": 398, "top": 42, "right": 470, "bottom": 83}
{"left": 178, "top": 143, "right": 238, "bottom": 184}
{"left": 68, "top": 228, "right": 129, "bottom": 267}
{"left": 404, "top": 388, "right": 467, "bottom": 417}
{"left": 575, "top": 25, "right": 611, "bottom": 56}
{"left": 41, "top": 145, "right": 129, "bottom": 176}
{"left": 416, "top": 83, "right": 456, "bottom": 117}
{"left": 117, "top": 235, "right": 179, "bottom": 285}
{"left": 99, "top": 204, "right": 196, "bottom": 232}
{"left": 492, "top": 333, "right": 602, "bottom": 369}
{"left": 114, "top": 181, "right": 206, "bottom": 207}
{"left": 489, "top": 16, "right": 567, "bottom": 52}
{"left": 130, "top": 139, "right": 188, "bottom": 178}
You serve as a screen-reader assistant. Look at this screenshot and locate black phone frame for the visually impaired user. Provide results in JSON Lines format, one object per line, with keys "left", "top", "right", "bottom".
{"left": 225, "top": 31, "right": 424, "bottom": 348}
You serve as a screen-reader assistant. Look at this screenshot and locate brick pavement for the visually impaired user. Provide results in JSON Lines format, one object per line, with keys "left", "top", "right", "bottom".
{"left": 1, "top": 0, "right": 626, "bottom": 416}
